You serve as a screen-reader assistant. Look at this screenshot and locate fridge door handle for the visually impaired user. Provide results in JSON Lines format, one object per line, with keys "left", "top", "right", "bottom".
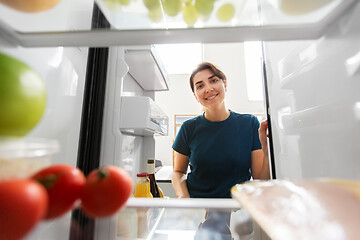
{"left": 345, "top": 50, "right": 360, "bottom": 77}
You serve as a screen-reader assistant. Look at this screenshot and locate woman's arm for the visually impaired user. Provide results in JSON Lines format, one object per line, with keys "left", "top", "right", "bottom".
{"left": 171, "top": 151, "right": 190, "bottom": 198}
{"left": 251, "top": 120, "right": 270, "bottom": 180}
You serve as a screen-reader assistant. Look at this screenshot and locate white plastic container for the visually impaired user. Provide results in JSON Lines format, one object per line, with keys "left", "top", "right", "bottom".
{"left": 0, "top": 138, "right": 59, "bottom": 181}
{"left": 120, "top": 96, "right": 169, "bottom": 136}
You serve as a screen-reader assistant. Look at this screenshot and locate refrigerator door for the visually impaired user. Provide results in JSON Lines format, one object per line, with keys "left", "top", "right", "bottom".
{"left": 0, "top": 46, "right": 90, "bottom": 240}
{"left": 263, "top": 2, "right": 360, "bottom": 180}
{"left": 0, "top": 2, "right": 93, "bottom": 240}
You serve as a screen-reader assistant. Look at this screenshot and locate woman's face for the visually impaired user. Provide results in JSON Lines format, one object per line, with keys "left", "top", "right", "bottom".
{"left": 193, "top": 68, "right": 227, "bottom": 109}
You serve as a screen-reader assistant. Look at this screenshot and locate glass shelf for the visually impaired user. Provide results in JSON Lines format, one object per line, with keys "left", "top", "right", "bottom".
{"left": 0, "top": 0, "right": 94, "bottom": 33}
{"left": 118, "top": 198, "right": 250, "bottom": 240}
{"left": 0, "top": 0, "right": 356, "bottom": 47}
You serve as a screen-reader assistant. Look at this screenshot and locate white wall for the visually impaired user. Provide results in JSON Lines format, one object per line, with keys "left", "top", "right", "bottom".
{"left": 155, "top": 43, "right": 265, "bottom": 166}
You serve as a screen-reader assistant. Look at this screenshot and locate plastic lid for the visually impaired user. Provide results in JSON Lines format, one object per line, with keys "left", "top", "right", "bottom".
{"left": 0, "top": 137, "right": 60, "bottom": 159}
{"left": 137, "top": 172, "right": 149, "bottom": 177}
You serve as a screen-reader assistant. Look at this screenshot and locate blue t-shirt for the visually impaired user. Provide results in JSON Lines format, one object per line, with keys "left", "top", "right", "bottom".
{"left": 172, "top": 110, "right": 262, "bottom": 198}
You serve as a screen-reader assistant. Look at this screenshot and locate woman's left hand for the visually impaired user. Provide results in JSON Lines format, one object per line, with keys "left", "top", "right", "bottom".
{"left": 252, "top": 120, "right": 270, "bottom": 180}
{"left": 259, "top": 120, "right": 268, "bottom": 150}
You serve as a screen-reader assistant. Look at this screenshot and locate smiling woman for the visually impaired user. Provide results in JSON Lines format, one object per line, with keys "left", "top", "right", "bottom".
{"left": 171, "top": 62, "right": 270, "bottom": 199}
{"left": 154, "top": 43, "right": 266, "bottom": 172}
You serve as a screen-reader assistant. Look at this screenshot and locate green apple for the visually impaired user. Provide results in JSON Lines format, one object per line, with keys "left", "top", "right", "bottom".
{"left": 0, "top": 52, "right": 46, "bottom": 137}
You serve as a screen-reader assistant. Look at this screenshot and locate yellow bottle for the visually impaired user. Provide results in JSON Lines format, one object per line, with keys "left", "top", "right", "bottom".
{"left": 133, "top": 172, "right": 153, "bottom": 198}
{"left": 158, "top": 186, "right": 164, "bottom": 198}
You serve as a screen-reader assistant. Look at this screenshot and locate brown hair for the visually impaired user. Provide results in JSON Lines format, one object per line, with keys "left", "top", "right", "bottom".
{"left": 189, "top": 62, "right": 227, "bottom": 92}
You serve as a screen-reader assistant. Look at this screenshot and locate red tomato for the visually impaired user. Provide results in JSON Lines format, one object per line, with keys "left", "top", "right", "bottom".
{"left": 81, "top": 166, "right": 133, "bottom": 218}
{"left": 0, "top": 179, "right": 48, "bottom": 240}
{"left": 32, "top": 164, "right": 86, "bottom": 219}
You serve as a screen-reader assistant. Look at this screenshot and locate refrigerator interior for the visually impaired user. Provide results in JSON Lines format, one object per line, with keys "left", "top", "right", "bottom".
{"left": 0, "top": 0, "right": 359, "bottom": 240}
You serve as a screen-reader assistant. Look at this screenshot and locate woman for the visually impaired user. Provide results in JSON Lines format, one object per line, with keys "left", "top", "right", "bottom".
{"left": 172, "top": 62, "right": 270, "bottom": 199}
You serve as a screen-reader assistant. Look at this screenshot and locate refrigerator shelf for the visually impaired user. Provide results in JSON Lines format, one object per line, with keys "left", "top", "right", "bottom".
{"left": 279, "top": 99, "right": 360, "bottom": 134}
{"left": 277, "top": 32, "right": 352, "bottom": 89}
{"left": 118, "top": 198, "right": 247, "bottom": 240}
{"left": 125, "top": 197, "right": 241, "bottom": 210}
{"left": 0, "top": 0, "right": 356, "bottom": 47}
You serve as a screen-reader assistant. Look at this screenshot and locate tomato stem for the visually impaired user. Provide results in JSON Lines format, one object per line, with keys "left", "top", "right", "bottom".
{"left": 36, "top": 174, "right": 57, "bottom": 188}
{"left": 97, "top": 167, "right": 109, "bottom": 179}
